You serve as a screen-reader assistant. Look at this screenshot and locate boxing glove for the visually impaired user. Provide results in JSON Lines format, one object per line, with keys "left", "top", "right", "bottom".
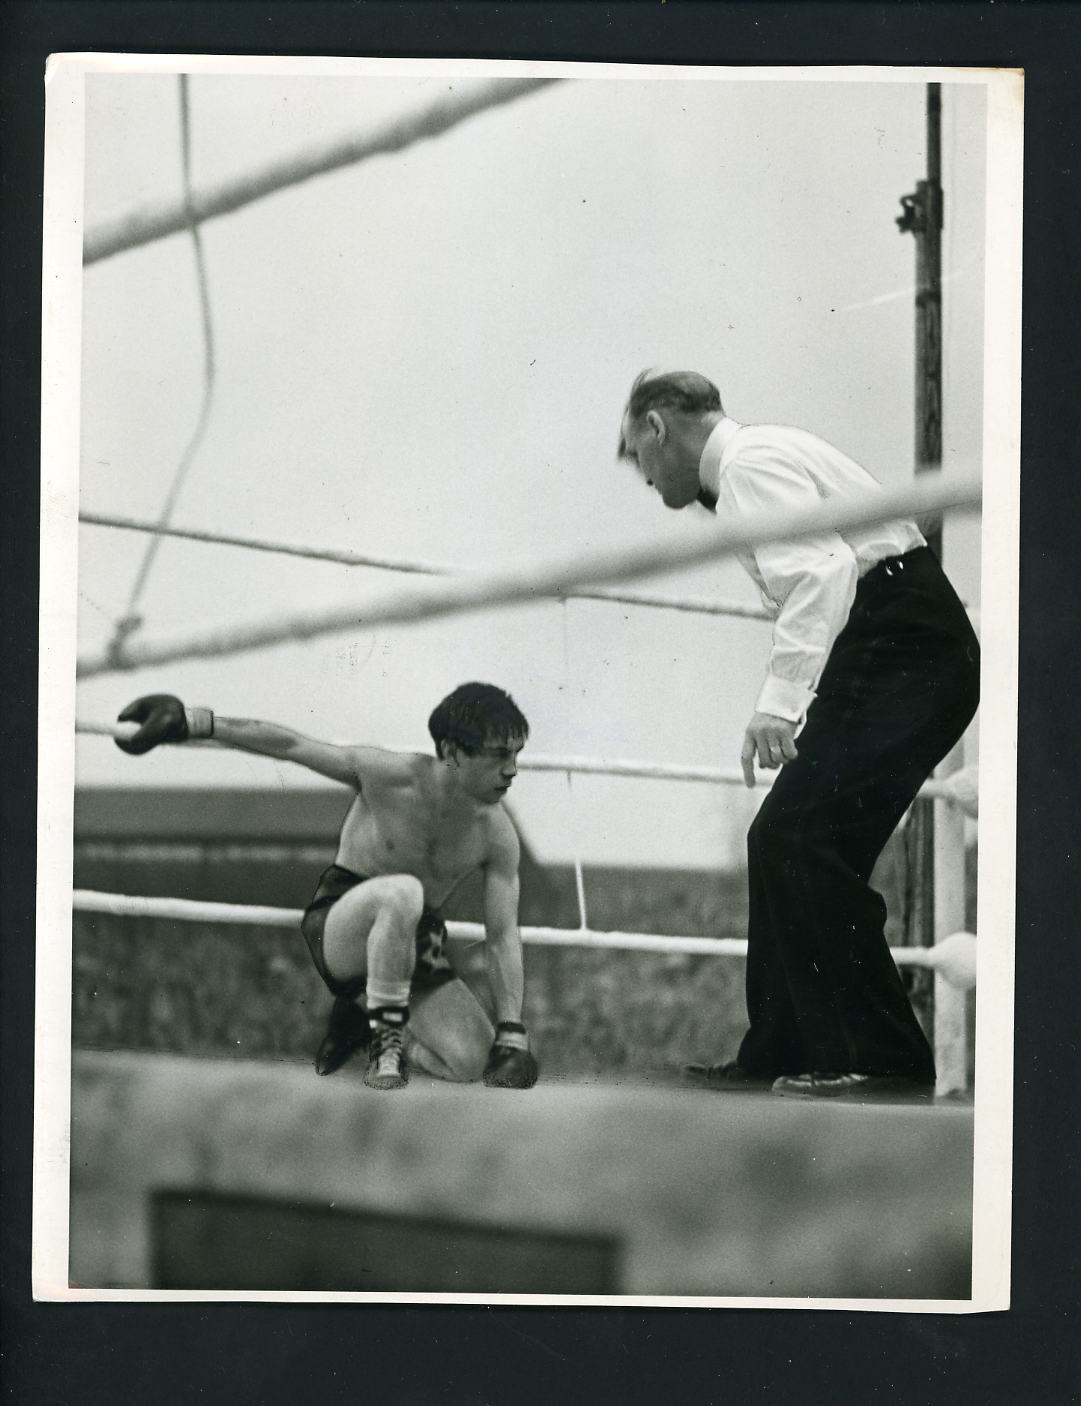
{"left": 115, "top": 694, "right": 214, "bottom": 754}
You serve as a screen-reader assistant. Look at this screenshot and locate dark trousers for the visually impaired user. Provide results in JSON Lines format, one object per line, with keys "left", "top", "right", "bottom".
{"left": 735, "top": 546, "right": 980, "bottom": 1081}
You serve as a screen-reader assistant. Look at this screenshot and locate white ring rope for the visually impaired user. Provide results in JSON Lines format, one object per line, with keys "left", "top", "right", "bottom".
{"left": 71, "top": 889, "right": 978, "bottom": 990}
{"left": 76, "top": 471, "right": 981, "bottom": 678}
{"left": 75, "top": 720, "right": 979, "bottom": 814}
{"left": 110, "top": 75, "right": 218, "bottom": 660}
{"left": 78, "top": 511, "right": 772, "bottom": 621}
{"left": 83, "top": 78, "right": 564, "bottom": 267}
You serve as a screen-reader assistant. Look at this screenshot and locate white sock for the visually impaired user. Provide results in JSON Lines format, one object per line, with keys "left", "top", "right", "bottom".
{"left": 365, "top": 979, "right": 411, "bottom": 1022}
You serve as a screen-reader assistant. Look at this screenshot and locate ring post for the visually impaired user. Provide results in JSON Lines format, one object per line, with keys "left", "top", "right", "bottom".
{"left": 932, "top": 737, "right": 972, "bottom": 1096}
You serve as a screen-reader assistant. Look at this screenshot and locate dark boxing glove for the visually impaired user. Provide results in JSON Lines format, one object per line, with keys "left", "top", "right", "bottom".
{"left": 483, "top": 1022, "right": 539, "bottom": 1089}
{"left": 115, "top": 694, "right": 214, "bottom": 755}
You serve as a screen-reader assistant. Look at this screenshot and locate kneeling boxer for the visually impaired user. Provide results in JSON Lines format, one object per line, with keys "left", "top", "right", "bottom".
{"left": 115, "top": 682, "right": 539, "bottom": 1093}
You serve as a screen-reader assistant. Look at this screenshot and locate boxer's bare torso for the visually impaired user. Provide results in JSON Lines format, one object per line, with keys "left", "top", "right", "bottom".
{"left": 332, "top": 748, "right": 519, "bottom": 909}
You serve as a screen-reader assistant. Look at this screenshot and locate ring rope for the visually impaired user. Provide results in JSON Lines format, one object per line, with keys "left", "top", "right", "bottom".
{"left": 74, "top": 720, "right": 979, "bottom": 813}
{"left": 78, "top": 510, "right": 772, "bottom": 621}
{"left": 108, "top": 75, "right": 218, "bottom": 663}
{"left": 71, "top": 889, "right": 976, "bottom": 988}
{"left": 76, "top": 471, "right": 982, "bottom": 678}
{"left": 83, "top": 78, "right": 564, "bottom": 267}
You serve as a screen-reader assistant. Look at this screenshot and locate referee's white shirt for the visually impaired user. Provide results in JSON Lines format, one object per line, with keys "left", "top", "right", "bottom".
{"left": 698, "top": 417, "right": 925, "bottom": 724}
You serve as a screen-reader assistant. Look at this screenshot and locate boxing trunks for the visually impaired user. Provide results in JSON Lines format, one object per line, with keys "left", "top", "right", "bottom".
{"left": 301, "top": 862, "right": 456, "bottom": 999}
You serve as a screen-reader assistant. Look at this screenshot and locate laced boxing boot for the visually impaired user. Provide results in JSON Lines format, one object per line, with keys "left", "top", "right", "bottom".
{"left": 364, "top": 1006, "right": 409, "bottom": 1090}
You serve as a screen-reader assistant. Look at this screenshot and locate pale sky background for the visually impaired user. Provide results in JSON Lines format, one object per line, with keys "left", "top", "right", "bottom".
{"left": 73, "top": 66, "right": 987, "bottom": 867}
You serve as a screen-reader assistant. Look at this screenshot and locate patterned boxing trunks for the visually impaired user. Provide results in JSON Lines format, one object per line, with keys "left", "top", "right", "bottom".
{"left": 301, "top": 862, "right": 456, "bottom": 999}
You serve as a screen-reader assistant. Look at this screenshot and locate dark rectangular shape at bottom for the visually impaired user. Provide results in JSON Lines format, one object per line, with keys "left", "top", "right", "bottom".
{"left": 152, "top": 1189, "right": 621, "bottom": 1294}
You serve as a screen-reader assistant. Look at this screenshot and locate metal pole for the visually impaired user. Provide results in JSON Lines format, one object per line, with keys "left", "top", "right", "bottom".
{"left": 897, "top": 84, "right": 970, "bottom": 1093}
{"left": 896, "top": 83, "right": 944, "bottom": 1030}
{"left": 917, "top": 83, "right": 944, "bottom": 552}
{"left": 898, "top": 83, "right": 944, "bottom": 542}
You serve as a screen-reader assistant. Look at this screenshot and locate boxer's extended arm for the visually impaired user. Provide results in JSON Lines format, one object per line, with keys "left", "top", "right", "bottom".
{"left": 480, "top": 819, "right": 538, "bottom": 1089}
{"left": 212, "top": 716, "right": 362, "bottom": 786}
{"left": 115, "top": 692, "right": 362, "bottom": 786}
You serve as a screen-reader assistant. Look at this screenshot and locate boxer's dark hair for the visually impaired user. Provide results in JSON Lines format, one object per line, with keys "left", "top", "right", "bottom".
{"left": 618, "top": 370, "right": 723, "bottom": 459}
{"left": 429, "top": 682, "right": 529, "bottom": 759}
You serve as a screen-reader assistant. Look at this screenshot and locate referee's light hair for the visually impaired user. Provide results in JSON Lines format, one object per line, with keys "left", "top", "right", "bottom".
{"left": 428, "top": 682, "right": 530, "bottom": 759}
{"left": 617, "top": 369, "right": 724, "bottom": 460}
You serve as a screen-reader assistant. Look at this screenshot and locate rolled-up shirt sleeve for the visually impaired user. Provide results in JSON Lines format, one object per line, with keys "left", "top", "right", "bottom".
{"left": 719, "top": 447, "right": 859, "bottom": 723}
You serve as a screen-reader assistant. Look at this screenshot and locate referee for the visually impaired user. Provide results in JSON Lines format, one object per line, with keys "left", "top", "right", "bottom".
{"left": 618, "top": 369, "right": 980, "bottom": 1099}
